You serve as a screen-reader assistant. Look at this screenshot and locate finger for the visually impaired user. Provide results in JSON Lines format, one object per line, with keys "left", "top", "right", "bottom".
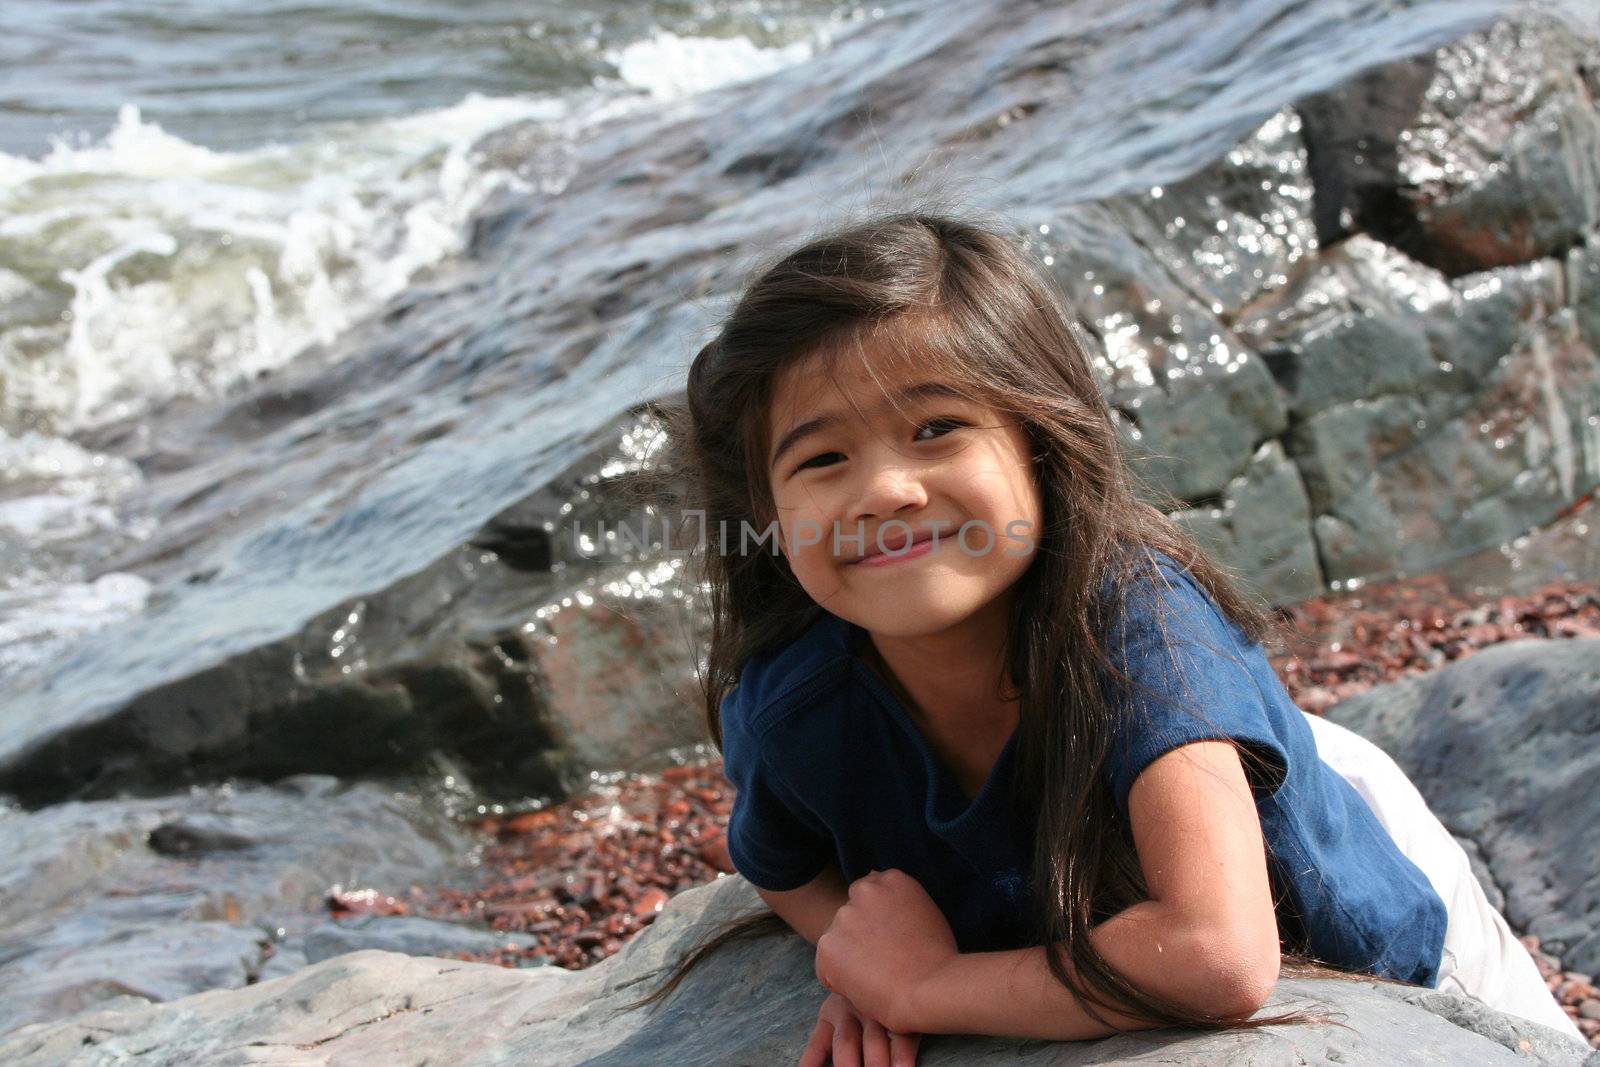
{"left": 832, "top": 1009, "right": 863, "bottom": 1067}
{"left": 889, "top": 1030, "right": 922, "bottom": 1067}
{"left": 795, "top": 1015, "right": 832, "bottom": 1067}
{"left": 859, "top": 1015, "right": 892, "bottom": 1067}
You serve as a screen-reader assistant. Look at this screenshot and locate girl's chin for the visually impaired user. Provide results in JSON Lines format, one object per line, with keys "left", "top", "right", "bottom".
{"left": 845, "top": 600, "right": 995, "bottom": 638}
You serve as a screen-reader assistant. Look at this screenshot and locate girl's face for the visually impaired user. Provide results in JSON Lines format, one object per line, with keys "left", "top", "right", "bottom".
{"left": 763, "top": 343, "right": 1043, "bottom": 640}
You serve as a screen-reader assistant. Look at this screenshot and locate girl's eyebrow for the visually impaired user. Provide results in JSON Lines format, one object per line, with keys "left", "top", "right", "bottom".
{"left": 768, "top": 380, "right": 970, "bottom": 471}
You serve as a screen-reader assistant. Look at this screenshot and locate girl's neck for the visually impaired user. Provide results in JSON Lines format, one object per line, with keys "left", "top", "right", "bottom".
{"left": 858, "top": 594, "right": 1020, "bottom": 743}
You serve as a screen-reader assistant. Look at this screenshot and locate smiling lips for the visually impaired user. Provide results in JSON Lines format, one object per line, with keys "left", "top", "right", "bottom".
{"left": 849, "top": 529, "right": 940, "bottom": 567}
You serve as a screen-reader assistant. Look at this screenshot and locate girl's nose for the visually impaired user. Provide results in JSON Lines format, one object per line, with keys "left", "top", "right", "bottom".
{"left": 849, "top": 459, "right": 929, "bottom": 521}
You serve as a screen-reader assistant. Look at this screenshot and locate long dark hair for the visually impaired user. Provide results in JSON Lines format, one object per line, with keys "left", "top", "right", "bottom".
{"left": 614, "top": 208, "right": 1377, "bottom": 1032}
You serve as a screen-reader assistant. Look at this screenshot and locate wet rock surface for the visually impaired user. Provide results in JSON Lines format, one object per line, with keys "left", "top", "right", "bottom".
{"left": 1300, "top": 18, "right": 1600, "bottom": 274}
{"left": 0, "top": 776, "right": 470, "bottom": 1033}
{"left": 301, "top": 914, "right": 544, "bottom": 967}
{"left": 0, "top": 876, "right": 1586, "bottom": 1067}
{"left": 0, "top": 410, "right": 708, "bottom": 807}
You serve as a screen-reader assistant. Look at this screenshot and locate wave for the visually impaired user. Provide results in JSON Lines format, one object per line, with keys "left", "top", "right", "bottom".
{"left": 0, "top": 25, "right": 837, "bottom": 437}
{"left": 0, "top": 19, "right": 843, "bottom": 686}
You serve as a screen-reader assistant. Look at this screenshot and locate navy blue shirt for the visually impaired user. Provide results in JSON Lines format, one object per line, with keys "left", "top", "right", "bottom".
{"left": 718, "top": 554, "right": 1448, "bottom": 986}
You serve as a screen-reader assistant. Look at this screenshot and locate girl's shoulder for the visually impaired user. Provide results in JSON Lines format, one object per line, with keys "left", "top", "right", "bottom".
{"left": 1104, "top": 548, "right": 1218, "bottom": 625}
{"left": 723, "top": 612, "right": 858, "bottom": 736}
{"left": 1124, "top": 545, "right": 1198, "bottom": 587}
{"left": 1099, "top": 547, "right": 1264, "bottom": 684}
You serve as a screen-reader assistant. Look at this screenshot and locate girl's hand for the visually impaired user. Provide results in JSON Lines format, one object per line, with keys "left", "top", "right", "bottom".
{"left": 796, "top": 991, "right": 921, "bottom": 1067}
{"left": 814, "top": 868, "right": 959, "bottom": 1034}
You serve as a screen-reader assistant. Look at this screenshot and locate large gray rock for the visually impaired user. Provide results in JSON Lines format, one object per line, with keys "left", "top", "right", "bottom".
{"left": 1172, "top": 440, "right": 1324, "bottom": 607}
{"left": 1570, "top": 235, "right": 1600, "bottom": 358}
{"left": 1237, "top": 232, "right": 1600, "bottom": 583}
{"left": 1039, "top": 108, "right": 1303, "bottom": 504}
{"left": 1120, "top": 349, "right": 1289, "bottom": 504}
{"left": 1235, "top": 236, "right": 1457, "bottom": 414}
{"left": 1398, "top": 19, "right": 1600, "bottom": 274}
{"left": 1324, "top": 637, "right": 1600, "bottom": 976}
{"left": 1431, "top": 258, "right": 1569, "bottom": 385}
{"left": 0, "top": 875, "right": 1585, "bottom": 1066}
{"left": 1276, "top": 305, "right": 1439, "bottom": 417}
{"left": 1289, "top": 393, "right": 1457, "bottom": 516}
{"left": 1330, "top": 309, "right": 1599, "bottom": 580}
{"left": 0, "top": 776, "right": 471, "bottom": 1033}
{"left": 301, "top": 915, "right": 545, "bottom": 966}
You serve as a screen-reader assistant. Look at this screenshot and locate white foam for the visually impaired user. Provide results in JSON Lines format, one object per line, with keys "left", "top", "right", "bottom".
{"left": 0, "top": 427, "right": 153, "bottom": 684}
{"left": 0, "top": 493, "right": 122, "bottom": 541}
{"left": 0, "top": 12, "right": 855, "bottom": 436}
{"left": 605, "top": 30, "right": 817, "bottom": 102}
{"left": 0, "top": 95, "right": 568, "bottom": 432}
{"left": 0, "top": 571, "right": 153, "bottom": 682}
{"left": 0, "top": 427, "right": 143, "bottom": 495}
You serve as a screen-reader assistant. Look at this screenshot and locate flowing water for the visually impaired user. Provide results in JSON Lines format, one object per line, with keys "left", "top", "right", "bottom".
{"left": 0, "top": 0, "right": 867, "bottom": 683}
{"left": 0, "top": 0, "right": 1594, "bottom": 717}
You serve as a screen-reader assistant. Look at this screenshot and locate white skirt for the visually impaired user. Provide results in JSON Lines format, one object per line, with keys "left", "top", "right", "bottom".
{"left": 1300, "top": 711, "right": 1586, "bottom": 1045}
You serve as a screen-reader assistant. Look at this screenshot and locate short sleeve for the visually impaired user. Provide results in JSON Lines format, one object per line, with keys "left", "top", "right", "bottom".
{"left": 1102, "top": 563, "right": 1289, "bottom": 818}
{"left": 719, "top": 686, "right": 836, "bottom": 891}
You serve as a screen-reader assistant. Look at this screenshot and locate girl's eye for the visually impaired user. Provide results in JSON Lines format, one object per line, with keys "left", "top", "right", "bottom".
{"left": 796, "top": 451, "right": 845, "bottom": 472}
{"left": 914, "top": 416, "right": 965, "bottom": 441}
{"left": 793, "top": 417, "right": 963, "bottom": 473}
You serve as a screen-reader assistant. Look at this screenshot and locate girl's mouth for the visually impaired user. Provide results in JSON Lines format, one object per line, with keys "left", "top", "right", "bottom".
{"left": 850, "top": 535, "right": 939, "bottom": 568}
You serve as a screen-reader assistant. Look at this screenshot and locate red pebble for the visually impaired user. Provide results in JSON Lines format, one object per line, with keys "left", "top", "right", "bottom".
{"left": 502, "top": 810, "right": 559, "bottom": 835}
{"left": 632, "top": 888, "right": 670, "bottom": 917}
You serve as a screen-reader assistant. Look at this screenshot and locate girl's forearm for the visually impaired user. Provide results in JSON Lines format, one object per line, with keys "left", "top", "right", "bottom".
{"left": 907, "top": 899, "right": 1274, "bottom": 1040}
{"left": 752, "top": 862, "right": 851, "bottom": 947}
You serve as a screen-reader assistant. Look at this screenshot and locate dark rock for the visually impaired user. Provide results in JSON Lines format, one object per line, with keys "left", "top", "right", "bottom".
{"left": 1299, "top": 56, "right": 1435, "bottom": 248}
{"left": 147, "top": 814, "right": 261, "bottom": 856}
{"left": 1299, "top": 16, "right": 1600, "bottom": 275}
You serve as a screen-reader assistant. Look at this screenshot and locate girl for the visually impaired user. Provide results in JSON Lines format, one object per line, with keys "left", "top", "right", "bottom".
{"left": 617, "top": 210, "right": 1584, "bottom": 1063}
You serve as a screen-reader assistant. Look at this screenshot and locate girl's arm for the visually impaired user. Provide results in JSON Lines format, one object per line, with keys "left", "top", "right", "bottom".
{"left": 754, "top": 859, "right": 851, "bottom": 946}
{"left": 907, "top": 739, "right": 1282, "bottom": 1039}
{"left": 769, "top": 863, "right": 928, "bottom": 1067}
